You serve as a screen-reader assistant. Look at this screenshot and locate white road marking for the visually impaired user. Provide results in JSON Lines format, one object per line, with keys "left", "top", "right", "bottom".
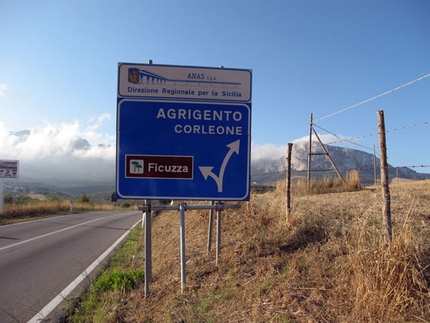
{"left": 27, "top": 218, "right": 141, "bottom": 323}
{"left": 0, "top": 213, "right": 128, "bottom": 252}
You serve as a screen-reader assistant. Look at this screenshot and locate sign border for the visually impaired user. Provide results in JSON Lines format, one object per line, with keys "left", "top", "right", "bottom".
{"left": 117, "top": 62, "right": 252, "bottom": 103}
{"left": 0, "top": 159, "right": 19, "bottom": 179}
{"left": 116, "top": 63, "right": 252, "bottom": 201}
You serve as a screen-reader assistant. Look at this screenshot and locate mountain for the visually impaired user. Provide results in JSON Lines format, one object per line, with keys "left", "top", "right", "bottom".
{"left": 5, "top": 130, "right": 430, "bottom": 199}
{"left": 251, "top": 142, "right": 430, "bottom": 186}
{"left": 4, "top": 131, "right": 116, "bottom": 199}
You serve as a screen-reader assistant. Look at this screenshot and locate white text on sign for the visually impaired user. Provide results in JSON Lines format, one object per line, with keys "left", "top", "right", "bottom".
{"left": 157, "top": 107, "right": 243, "bottom": 135}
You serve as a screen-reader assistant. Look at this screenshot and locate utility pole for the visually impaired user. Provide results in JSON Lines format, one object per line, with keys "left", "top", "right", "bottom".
{"left": 307, "top": 113, "right": 313, "bottom": 186}
{"left": 312, "top": 130, "right": 345, "bottom": 184}
{"left": 307, "top": 113, "right": 345, "bottom": 185}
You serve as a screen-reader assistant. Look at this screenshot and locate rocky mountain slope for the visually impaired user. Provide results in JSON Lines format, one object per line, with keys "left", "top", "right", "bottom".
{"left": 251, "top": 142, "right": 429, "bottom": 186}
{"left": 6, "top": 134, "right": 429, "bottom": 197}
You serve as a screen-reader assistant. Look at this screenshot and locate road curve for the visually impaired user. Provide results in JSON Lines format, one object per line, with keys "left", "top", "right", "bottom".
{"left": 0, "top": 211, "right": 142, "bottom": 323}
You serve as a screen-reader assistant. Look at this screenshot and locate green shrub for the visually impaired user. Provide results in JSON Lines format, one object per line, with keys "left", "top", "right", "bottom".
{"left": 121, "top": 201, "right": 131, "bottom": 208}
{"left": 3, "top": 193, "right": 13, "bottom": 204}
{"left": 93, "top": 268, "right": 144, "bottom": 293}
{"left": 80, "top": 194, "right": 90, "bottom": 203}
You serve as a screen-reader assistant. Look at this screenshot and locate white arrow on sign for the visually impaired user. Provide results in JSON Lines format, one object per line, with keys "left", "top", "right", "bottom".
{"left": 199, "top": 139, "right": 240, "bottom": 192}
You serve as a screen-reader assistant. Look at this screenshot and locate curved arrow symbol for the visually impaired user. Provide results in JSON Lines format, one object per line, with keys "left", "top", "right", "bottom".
{"left": 199, "top": 139, "right": 240, "bottom": 192}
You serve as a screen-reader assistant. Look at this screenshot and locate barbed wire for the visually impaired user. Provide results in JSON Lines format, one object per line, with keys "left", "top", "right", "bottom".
{"left": 308, "top": 165, "right": 430, "bottom": 173}
{"left": 316, "top": 120, "right": 429, "bottom": 147}
{"left": 251, "top": 117, "right": 429, "bottom": 165}
{"left": 312, "top": 124, "right": 374, "bottom": 151}
{"left": 313, "top": 73, "right": 430, "bottom": 123}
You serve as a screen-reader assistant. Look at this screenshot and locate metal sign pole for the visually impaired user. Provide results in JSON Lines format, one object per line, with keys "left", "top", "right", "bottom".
{"left": 139, "top": 202, "right": 240, "bottom": 295}
{"left": 179, "top": 201, "right": 186, "bottom": 293}
{"left": 0, "top": 179, "right": 4, "bottom": 215}
{"left": 216, "top": 201, "right": 223, "bottom": 265}
{"left": 144, "top": 201, "right": 152, "bottom": 297}
{"left": 207, "top": 201, "right": 215, "bottom": 252}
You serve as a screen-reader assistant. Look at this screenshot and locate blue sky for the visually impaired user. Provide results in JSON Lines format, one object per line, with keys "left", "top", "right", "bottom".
{"left": 1, "top": 1, "right": 429, "bottom": 173}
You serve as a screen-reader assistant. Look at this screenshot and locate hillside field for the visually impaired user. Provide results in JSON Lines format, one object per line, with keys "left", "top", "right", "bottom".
{"left": 68, "top": 179, "right": 430, "bottom": 323}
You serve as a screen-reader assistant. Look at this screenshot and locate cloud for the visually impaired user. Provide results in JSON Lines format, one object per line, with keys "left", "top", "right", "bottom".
{"left": 86, "top": 112, "right": 111, "bottom": 131}
{"left": 251, "top": 143, "right": 287, "bottom": 161}
{"left": 251, "top": 134, "right": 348, "bottom": 161}
{"left": 0, "top": 115, "right": 353, "bottom": 185}
{"left": 0, "top": 83, "right": 9, "bottom": 97}
{"left": 292, "top": 134, "right": 343, "bottom": 146}
{"left": 0, "top": 116, "right": 115, "bottom": 161}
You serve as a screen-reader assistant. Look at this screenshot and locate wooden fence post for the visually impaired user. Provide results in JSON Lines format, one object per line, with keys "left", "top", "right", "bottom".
{"left": 377, "top": 110, "right": 392, "bottom": 241}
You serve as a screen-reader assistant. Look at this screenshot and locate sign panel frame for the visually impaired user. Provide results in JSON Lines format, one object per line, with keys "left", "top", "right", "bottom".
{"left": 116, "top": 63, "right": 252, "bottom": 201}
{"left": 0, "top": 160, "right": 19, "bottom": 179}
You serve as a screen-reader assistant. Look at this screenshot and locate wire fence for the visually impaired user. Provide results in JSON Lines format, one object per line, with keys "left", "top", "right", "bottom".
{"left": 251, "top": 73, "right": 430, "bottom": 181}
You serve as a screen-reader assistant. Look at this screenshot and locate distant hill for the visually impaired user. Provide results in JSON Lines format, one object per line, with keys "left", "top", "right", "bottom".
{"left": 5, "top": 130, "right": 115, "bottom": 200}
{"left": 251, "top": 142, "right": 430, "bottom": 186}
{"left": 5, "top": 134, "right": 430, "bottom": 199}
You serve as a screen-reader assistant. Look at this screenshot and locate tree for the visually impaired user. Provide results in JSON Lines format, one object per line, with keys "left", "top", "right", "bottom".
{"left": 80, "top": 193, "right": 90, "bottom": 203}
{"left": 131, "top": 161, "right": 142, "bottom": 173}
{"left": 3, "top": 193, "right": 13, "bottom": 204}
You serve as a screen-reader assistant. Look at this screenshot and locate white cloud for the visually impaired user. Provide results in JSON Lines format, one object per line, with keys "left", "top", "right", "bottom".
{"left": 86, "top": 112, "right": 111, "bottom": 131}
{"left": 251, "top": 134, "right": 348, "bottom": 161}
{"left": 0, "top": 83, "right": 9, "bottom": 97}
{"left": 72, "top": 144, "right": 116, "bottom": 159}
{"left": 0, "top": 117, "right": 115, "bottom": 161}
{"left": 0, "top": 115, "right": 353, "bottom": 184}
{"left": 251, "top": 143, "right": 287, "bottom": 161}
{"left": 292, "top": 134, "right": 343, "bottom": 145}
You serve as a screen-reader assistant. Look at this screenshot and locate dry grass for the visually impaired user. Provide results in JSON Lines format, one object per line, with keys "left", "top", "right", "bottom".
{"left": 291, "top": 170, "right": 362, "bottom": 196}
{"left": 70, "top": 179, "right": 430, "bottom": 322}
{"left": 0, "top": 200, "right": 114, "bottom": 224}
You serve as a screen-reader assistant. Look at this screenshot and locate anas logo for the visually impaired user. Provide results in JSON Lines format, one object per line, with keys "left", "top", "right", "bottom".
{"left": 128, "top": 68, "right": 140, "bottom": 84}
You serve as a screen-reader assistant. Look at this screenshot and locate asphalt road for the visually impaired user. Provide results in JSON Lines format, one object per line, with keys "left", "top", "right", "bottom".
{"left": 0, "top": 211, "right": 142, "bottom": 323}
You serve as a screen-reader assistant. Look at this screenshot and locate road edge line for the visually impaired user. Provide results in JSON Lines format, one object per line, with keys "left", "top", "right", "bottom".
{"left": 27, "top": 219, "right": 141, "bottom": 323}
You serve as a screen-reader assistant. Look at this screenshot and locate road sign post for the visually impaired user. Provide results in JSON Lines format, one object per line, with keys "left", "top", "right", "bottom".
{"left": 0, "top": 160, "right": 19, "bottom": 214}
{"left": 116, "top": 63, "right": 252, "bottom": 201}
{"left": 119, "top": 62, "right": 252, "bottom": 295}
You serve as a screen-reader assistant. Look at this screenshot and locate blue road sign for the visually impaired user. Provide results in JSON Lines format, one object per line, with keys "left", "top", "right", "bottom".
{"left": 116, "top": 63, "right": 252, "bottom": 201}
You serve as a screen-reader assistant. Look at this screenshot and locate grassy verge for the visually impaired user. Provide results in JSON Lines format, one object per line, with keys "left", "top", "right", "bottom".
{"left": 65, "top": 225, "right": 144, "bottom": 323}
{"left": 65, "top": 178, "right": 430, "bottom": 322}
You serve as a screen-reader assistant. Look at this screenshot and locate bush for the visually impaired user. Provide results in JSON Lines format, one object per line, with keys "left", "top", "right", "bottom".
{"left": 80, "top": 194, "right": 90, "bottom": 203}
{"left": 93, "top": 268, "right": 144, "bottom": 293}
{"left": 121, "top": 201, "right": 131, "bottom": 208}
{"left": 3, "top": 193, "right": 13, "bottom": 204}
{"left": 13, "top": 195, "right": 34, "bottom": 205}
